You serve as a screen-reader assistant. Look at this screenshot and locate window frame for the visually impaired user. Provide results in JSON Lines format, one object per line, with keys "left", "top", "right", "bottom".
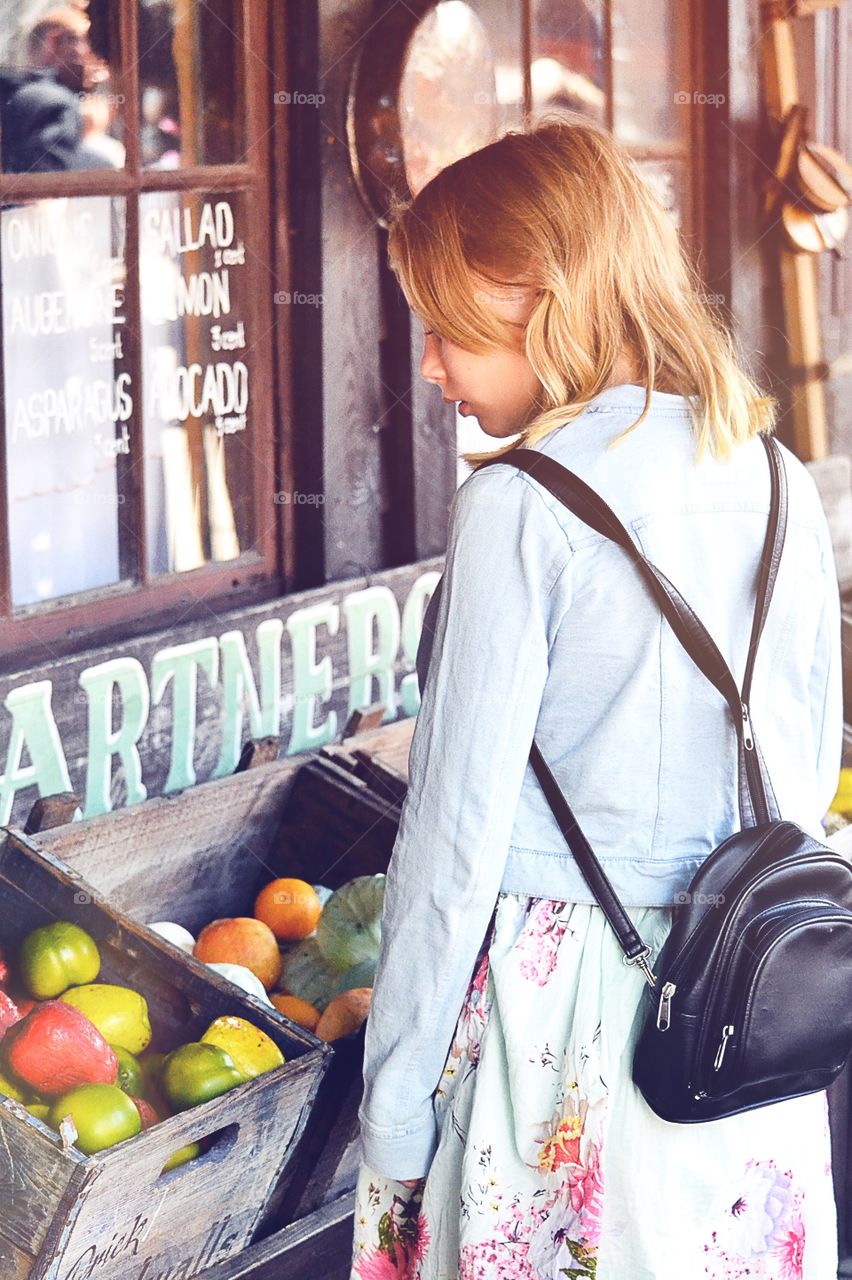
{"left": 0, "top": 0, "right": 280, "bottom": 665}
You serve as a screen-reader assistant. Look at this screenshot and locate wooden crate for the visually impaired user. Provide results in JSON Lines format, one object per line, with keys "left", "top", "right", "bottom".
{"left": 0, "top": 830, "right": 332, "bottom": 1280}
{"left": 19, "top": 719, "right": 414, "bottom": 1277}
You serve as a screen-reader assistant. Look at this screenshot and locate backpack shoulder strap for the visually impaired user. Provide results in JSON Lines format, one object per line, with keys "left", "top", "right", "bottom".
{"left": 480, "top": 433, "right": 787, "bottom": 827}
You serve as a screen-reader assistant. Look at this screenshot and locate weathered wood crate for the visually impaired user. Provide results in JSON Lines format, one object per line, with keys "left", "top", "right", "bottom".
{"left": 0, "top": 829, "right": 332, "bottom": 1280}
{"left": 15, "top": 717, "right": 414, "bottom": 1280}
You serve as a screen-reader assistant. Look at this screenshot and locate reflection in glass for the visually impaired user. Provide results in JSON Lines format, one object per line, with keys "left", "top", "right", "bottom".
{"left": 635, "top": 158, "right": 685, "bottom": 230}
{"left": 0, "top": 4, "right": 124, "bottom": 173}
{"left": 530, "top": 0, "right": 606, "bottom": 122}
{"left": 2, "top": 196, "right": 130, "bottom": 606}
{"left": 458, "top": 0, "right": 524, "bottom": 136}
{"left": 140, "top": 190, "right": 255, "bottom": 574}
{"left": 138, "top": 0, "right": 243, "bottom": 168}
{"left": 399, "top": 2, "right": 499, "bottom": 196}
{"left": 612, "top": 0, "right": 681, "bottom": 143}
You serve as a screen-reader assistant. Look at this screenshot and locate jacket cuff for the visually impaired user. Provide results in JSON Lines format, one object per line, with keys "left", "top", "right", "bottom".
{"left": 358, "top": 1107, "right": 439, "bottom": 1181}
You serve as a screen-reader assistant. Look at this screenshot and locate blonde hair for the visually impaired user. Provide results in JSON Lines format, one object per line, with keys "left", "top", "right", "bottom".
{"left": 386, "top": 115, "right": 776, "bottom": 469}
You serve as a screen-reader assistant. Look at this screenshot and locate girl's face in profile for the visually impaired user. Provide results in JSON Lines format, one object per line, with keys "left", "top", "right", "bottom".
{"left": 417, "top": 281, "right": 542, "bottom": 438}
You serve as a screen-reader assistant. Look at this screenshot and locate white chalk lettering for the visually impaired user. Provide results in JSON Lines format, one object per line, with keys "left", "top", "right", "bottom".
{"left": 142, "top": 200, "right": 235, "bottom": 258}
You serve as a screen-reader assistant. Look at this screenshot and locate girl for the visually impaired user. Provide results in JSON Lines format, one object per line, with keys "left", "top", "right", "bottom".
{"left": 351, "top": 117, "right": 842, "bottom": 1280}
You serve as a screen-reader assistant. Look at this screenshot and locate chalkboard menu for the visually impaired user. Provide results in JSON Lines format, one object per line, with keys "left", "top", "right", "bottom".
{"left": 1, "top": 196, "right": 128, "bottom": 606}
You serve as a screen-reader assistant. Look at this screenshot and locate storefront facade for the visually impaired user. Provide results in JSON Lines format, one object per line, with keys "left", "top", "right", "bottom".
{"left": 2, "top": 0, "right": 846, "bottom": 816}
{"left": 0, "top": 1, "right": 851, "bottom": 1264}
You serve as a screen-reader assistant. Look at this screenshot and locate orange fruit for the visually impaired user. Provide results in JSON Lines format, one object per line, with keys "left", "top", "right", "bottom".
{"left": 194, "top": 918, "right": 282, "bottom": 992}
{"left": 269, "top": 994, "right": 321, "bottom": 1032}
{"left": 315, "top": 988, "right": 372, "bottom": 1042}
{"left": 254, "top": 878, "right": 322, "bottom": 942}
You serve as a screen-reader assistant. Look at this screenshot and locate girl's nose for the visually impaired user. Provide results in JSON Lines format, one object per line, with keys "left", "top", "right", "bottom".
{"left": 419, "top": 335, "right": 445, "bottom": 387}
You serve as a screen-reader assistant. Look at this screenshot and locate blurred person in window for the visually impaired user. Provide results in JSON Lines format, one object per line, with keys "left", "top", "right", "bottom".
{"left": 0, "top": 6, "right": 111, "bottom": 172}
{"left": 80, "top": 79, "right": 125, "bottom": 168}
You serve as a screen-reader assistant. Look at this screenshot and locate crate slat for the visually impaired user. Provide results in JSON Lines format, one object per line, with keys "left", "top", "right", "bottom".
{"left": 0, "top": 1232, "right": 37, "bottom": 1279}
{"left": 0, "top": 1100, "right": 83, "bottom": 1255}
{"left": 0, "top": 830, "right": 331, "bottom": 1279}
{"left": 199, "top": 1195, "right": 355, "bottom": 1280}
{"left": 35, "top": 1057, "right": 324, "bottom": 1280}
{"left": 24, "top": 755, "right": 305, "bottom": 927}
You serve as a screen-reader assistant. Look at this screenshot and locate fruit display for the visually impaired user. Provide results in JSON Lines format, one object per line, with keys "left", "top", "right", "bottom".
{"left": 0, "top": 919, "right": 288, "bottom": 1160}
{"left": 142, "top": 874, "right": 385, "bottom": 1041}
{"left": 825, "top": 767, "right": 852, "bottom": 836}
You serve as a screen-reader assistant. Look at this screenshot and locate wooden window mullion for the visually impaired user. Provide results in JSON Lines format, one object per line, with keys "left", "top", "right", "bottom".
{"left": 0, "top": 229, "right": 9, "bottom": 614}
{"left": 603, "top": 0, "right": 615, "bottom": 135}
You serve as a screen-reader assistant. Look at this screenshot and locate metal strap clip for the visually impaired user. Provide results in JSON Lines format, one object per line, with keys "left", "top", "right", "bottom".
{"left": 623, "top": 945, "right": 657, "bottom": 988}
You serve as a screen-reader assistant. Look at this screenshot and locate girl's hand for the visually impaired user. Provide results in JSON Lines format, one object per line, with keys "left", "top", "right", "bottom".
{"left": 398, "top": 1177, "right": 424, "bottom": 1189}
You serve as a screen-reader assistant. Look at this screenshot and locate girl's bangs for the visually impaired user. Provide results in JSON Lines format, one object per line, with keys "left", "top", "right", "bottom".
{"left": 389, "top": 204, "right": 510, "bottom": 352}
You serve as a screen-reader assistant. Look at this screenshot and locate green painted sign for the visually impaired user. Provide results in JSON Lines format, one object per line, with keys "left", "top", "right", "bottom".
{"left": 0, "top": 564, "right": 440, "bottom": 826}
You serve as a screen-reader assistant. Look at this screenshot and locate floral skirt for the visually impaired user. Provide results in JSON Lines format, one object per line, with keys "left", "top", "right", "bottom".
{"left": 350, "top": 894, "right": 838, "bottom": 1280}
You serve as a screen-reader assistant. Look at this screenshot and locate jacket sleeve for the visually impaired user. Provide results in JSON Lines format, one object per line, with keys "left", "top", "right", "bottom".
{"left": 810, "top": 515, "right": 843, "bottom": 820}
{"left": 357, "top": 462, "right": 571, "bottom": 1180}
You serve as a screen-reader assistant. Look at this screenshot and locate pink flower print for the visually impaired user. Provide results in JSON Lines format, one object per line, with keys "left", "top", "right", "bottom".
{"left": 567, "top": 1142, "right": 605, "bottom": 1248}
{"left": 459, "top": 1238, "right": 540, "bottom": 1280}
{"left": 353, "top": 1242, "right": 408, "bottom": 1280}
{"left": 467, "top": 946, "right": 491, "bottom": 1022}
{"left": 517, "top": 900, "right": 572, "bottom": 986}
{"left": 460, "top": 1194, "right": 553, "bottom": 1280}
{"left": 353, "top": 1195, "right": 430, "bottom": 1280}
{"left": 773, "top": 1211, "right": 805, "bottom": 1280}
{"left": 449, "top": 946, "right": 492, "bottom": 1067}
{"left": 411, "top": 1214, "right": 431, "bottom": 1264}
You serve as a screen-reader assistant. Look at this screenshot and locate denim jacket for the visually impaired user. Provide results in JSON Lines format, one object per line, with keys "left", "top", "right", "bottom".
{"left": 358, "top": 383, "right": 843, "bottom": 1179}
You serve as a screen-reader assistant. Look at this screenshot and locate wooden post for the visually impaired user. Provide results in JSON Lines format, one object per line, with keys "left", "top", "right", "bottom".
{"left": 760, "top": 7, "right": 829, "bottom": 459}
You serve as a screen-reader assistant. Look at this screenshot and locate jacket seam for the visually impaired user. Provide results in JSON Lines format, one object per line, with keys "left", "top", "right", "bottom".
{"left": 652, "top": 610, "right": 665, "bottom": 852}
{"left": 504, "top": 847, "right": 708, "bottom": 865}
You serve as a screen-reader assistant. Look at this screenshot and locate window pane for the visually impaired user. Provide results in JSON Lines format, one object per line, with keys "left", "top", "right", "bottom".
{"left": 0, "top": 3, "right": 125, "bottom": 173}
{"left": 634, "top": 157, "right": 687, "bottom": 231}
{"left": 138, "top": 0, "right": 244, "bottom": 168}
{"left": 2, "top": 196, "right": 131, "bottom": 607}
{"left": 462, "top": 0, "right": 525, "bottom": 134}
{"left": 140, "top": 189, "right": 256, "bottom": 575}
{"left": 612, "top": 0, "right": 684, "bottom": 143}
{"left": 530, "top": 0, "right": 606, "bottom": 122}
{"left": 398, "top": 2, "right": 510, "bottom": 197}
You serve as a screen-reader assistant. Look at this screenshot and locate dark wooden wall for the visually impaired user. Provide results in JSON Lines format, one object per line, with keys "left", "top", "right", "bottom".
{"left": 287, "top": 0, "right": 458, "bottom": 591}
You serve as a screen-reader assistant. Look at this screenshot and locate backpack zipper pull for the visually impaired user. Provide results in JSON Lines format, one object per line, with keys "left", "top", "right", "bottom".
{"left": 740, "top": 702, "right": 754, "bottom": 751}
{"left": 656, "top": 981, "right": 676, "bottom": 1031}
{"left": 713, "top": 1024, "right": 735, "bottom": 1071}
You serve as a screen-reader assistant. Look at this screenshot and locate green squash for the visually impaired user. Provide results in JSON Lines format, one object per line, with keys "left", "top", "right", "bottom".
{"left": 315, "top": 874, "right": 386, "bottom": 973}
{"left": 331, "top": 956, "right": 378, "bottom": 998}
{"left": 278, "top": 938, "right": 339, "bottom": 1012}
